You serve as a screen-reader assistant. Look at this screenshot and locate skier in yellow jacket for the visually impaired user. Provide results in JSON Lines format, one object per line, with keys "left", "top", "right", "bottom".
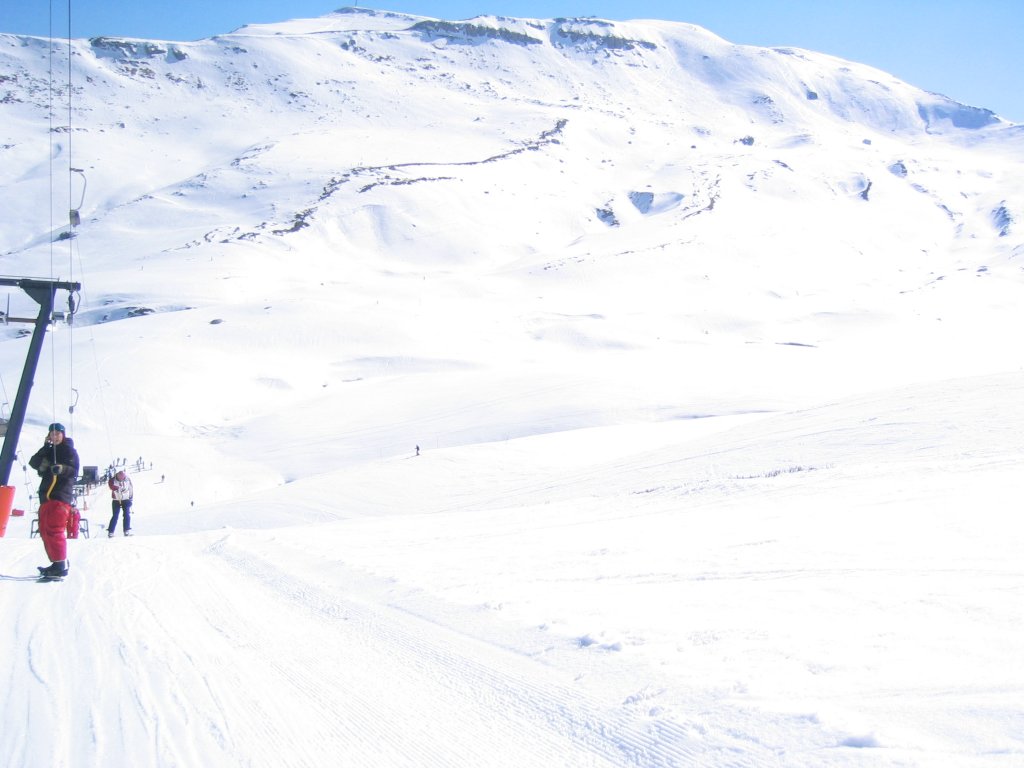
{"left": 28, "top": 423, "right": 80, "bottom": 579}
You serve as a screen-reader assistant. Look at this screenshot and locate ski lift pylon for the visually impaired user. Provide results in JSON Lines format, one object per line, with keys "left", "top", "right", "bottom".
{"left": 0, "top": 277, "right": 82, "bottom": 486}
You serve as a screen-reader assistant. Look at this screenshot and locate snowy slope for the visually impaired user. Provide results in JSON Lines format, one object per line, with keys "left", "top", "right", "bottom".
{"left": 1, "top": 7, "right": 1023, "bottom": 767}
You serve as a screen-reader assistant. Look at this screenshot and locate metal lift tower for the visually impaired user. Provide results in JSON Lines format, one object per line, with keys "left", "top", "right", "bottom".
{"left": 0, "top": 277, "right": 81, "bottom": 486}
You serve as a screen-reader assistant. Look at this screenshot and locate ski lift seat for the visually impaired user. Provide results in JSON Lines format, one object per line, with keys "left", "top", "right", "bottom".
{"left": 30, "top": 514, "right": 90, "bottom": 539}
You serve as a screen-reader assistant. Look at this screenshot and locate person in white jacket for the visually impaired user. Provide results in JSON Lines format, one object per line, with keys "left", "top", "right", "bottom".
{"left": 107, "top": 469, "right": 134, "bottom": 537}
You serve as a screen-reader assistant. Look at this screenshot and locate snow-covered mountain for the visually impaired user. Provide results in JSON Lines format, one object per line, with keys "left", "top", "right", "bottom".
{"left": 1, "top": 8, "right": 1023, "bottom": 767}
{"left": 2, "top": 7, "right": 1021, "bottom": 480}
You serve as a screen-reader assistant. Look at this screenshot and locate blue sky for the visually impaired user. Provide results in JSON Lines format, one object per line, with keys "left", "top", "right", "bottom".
{"left": 4, "top": 1, "right": 1022, "bottom": 122}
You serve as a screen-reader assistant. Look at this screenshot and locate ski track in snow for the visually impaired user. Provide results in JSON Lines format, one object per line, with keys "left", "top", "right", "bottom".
{"left": 190, "top": 534, "right": 770, "bottom": 767}
{"left": 1, "top": 373, "right": 1022, "bottom": 767}
{"left": 0, "top": 534, "right": 775, "bottom": 768}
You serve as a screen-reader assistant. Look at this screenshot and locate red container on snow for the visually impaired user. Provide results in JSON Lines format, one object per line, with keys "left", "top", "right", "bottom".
{"left": 0, "top": 485, "right": 13, "bottom": 537}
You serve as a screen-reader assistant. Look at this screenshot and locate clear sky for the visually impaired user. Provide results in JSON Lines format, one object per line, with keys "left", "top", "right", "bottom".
{"left": 4, "top": 1, "right": 1022, "bottom": 123}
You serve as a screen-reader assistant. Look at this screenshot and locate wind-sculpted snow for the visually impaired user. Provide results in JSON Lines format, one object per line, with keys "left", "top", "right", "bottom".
{"left": 73, "top": 303, "right": 192, "bottom": 326}
{"left": 550, "top": 21, "right": 658, "bottom": 53}
{"left": 411, "top": 20, "right": 544, "bottom": 47}
{"left": 917, "top": 98, "right": 1000, "bottom": 130}
{"left": 991, "top": 203, "right": 1014, "bottom": 236}
{"left": 628, "top": 191, "right": 686, "bottom": 215}
{"left": 89, "top": 36, "right": 189, "bottom": 62}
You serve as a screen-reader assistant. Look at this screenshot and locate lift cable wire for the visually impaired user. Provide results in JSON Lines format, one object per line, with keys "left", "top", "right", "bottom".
{"left": 42, "top": 0, "right": 79, "bottom": 458}
{"left": 66, "top": 0, "right": 77, "bottom": 437}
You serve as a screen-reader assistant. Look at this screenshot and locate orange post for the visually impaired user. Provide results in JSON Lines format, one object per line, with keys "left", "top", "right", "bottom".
{"left": 0, "top": 485, "right": 14, "bottom": 537}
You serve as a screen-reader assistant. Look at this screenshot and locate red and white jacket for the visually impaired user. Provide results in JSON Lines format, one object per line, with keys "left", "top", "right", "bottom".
{"left": 109, "top": 474, "right": 133, "bottom": 502}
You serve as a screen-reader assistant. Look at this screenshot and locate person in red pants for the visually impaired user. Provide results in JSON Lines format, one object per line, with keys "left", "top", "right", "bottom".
{"left": 28, "top": 423, "right": 81, "bottom": 579}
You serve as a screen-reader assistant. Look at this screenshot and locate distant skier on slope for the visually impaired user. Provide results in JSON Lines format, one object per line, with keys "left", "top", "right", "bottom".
{"left": 28, "top": 423, "right": 81, "bottom": 579}
{"left": 106, "top": 469, "right": 134, "bottom": 537}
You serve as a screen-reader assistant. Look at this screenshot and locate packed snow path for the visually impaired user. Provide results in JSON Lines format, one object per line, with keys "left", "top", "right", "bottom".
{"left": 1, "top": 532, "right": 812, "bottom": 768}
{"left": 3, "top": 373, "right": 1023, "bottom": 767}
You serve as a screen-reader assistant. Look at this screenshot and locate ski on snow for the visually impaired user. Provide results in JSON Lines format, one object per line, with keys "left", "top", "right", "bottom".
{"left": 0, "top": 573, "right": 60, "bottom": 582}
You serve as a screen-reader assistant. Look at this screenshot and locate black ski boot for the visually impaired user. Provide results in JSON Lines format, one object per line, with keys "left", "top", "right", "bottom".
{"left": 38, "top": 560, "right": 69, "bottom": 578}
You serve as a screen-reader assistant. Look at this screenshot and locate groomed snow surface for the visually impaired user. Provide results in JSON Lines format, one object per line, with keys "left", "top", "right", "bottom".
{"left": 2, "top": 372, "right": 1022, "bottom": 767}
